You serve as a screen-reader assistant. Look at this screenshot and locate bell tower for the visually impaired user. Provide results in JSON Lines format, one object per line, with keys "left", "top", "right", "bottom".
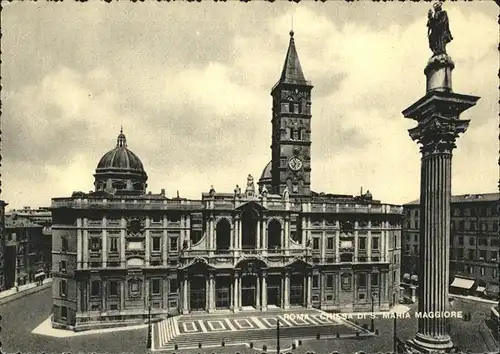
{"left": 270, "top": 30, "right": 313, "bottom": 197}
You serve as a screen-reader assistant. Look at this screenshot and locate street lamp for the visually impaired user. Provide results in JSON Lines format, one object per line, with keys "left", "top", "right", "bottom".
{"left": 146, "top": 292, "right": 152, "bottom": 349}
{"left": 276, "top": 318, "right": 280, "bottom": 354}
{"left": 370, "top": 291, "right": 376, "bottom": 332}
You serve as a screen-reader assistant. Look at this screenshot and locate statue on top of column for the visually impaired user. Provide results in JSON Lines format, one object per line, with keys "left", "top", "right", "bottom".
{"left": 427, "top": 0, "right": 453, "bottom": 56}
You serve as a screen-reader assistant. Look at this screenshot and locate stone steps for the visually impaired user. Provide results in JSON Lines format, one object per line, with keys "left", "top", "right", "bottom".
{"left": 162, "top": 324, "right": 364, "bottom": 350}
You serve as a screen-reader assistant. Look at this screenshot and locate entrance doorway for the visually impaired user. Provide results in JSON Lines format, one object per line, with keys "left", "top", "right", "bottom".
{"left": 215, "top": 276, "right": 231, "bottom": 309}
{"left": 241, "top": 275, "right": 256, "bottom": 307}
{"left": 267, "top": 275, "right": 281, "bottom": 307}
{"left": 290, "top": 274, "right": 304, "bottom": 306}
{"left": 189, "top": 275, "right": 206, "bottom": 311}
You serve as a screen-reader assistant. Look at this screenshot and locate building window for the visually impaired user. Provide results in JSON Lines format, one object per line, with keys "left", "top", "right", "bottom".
{"left": 464, "top": 208, "right": 471, "bottom": 217}
{"left": 312, "top": 275, "right": 319, "bottom": 289}
{"left": 169, "top": 279, "right": 178, "bottom": 294}
{"left": 151, "top": 279, "right": 161, "bottom": 295}
{"left": 110, "top": 304, "right": 119, "bottom": 311}
{"left": 478, "top": 238, "right": 487, "bottom": 246}
{"left": 493, "top": 222, "right": 498, "bottom": 232}
{"left": 90, "top": 237, "right": 101, "bottom": 251}
{"left": 469, "top": 222, "right": 476, "bottom": 231}
{"left": 358, "top": 293, "right": 365, "bottom": 300}
{"left": 327, "top": 237, "right": 334, "bottom": 250}
{"left": 458, "top": 236, "right": 464, "bottom": 245}
{"left": 169, "top": 237, "right": 178, "bottom": 252}
{"left": 372, "top": 237, "right": 379, "bottom": 250}
{"left": 59, "top": 280, "right": 67, "bottom": 297}
{"left": 468, "top": 237, "right": 475, "bottom": 246}
{"left": 415, "top": 221, "right": 419, "bottom": 229}
{"left": 61, "top": 237, "right": 68, "bottom": 252}
{"left": 60, "top": 260, "right": 67, "bottom": 273}
{"left": 312, "top": 238, "right": 320, "bottom": 250}
{"left": 413, "top": 234, "right": 418, "bottom": 242}
{"left": 406, "top": 221, "right": 410, "bottom": 229}
{"left": 110, "top": 237, "right": 118, "bottom": 252}
{"left": 91, "top": 281, "right": 100, "bottom": 297}
{"left": 492, "top": 250, "right": 498, "bottom": 260}
{"left": 168, "top": 213, "right": 181, "bottom": 223}
{"left": 459, "top": 221, "right": 465, "bottom": 231}
{"left": 412, "top": 245, "right": 418, "bottom": 254}
{"left": 109, "top": 281, "right": 118, "bottom": 296}
{"left": 457, "top": 248, "right": 464, "bottom": 259}
{"left": 414, "top": 209, "right": 419, "bottom": 217}
{"left": 480, "top": 223, "right": 488, "bottom": 232}
{"left": 468, "top": 249, "right": 475, "bottom": 260}
{"left": 358, "top": 237, "right": 366, "bottom": 250}
{"left": 405, "top": 244, "right": 410, "bottom": 253}
{"left": 151, "top": 215, "right": 162, "bottom": 223}
{"left": 451, "top": 221, "right": 455, "bottom": 230}
{"left": 493, "top": 269, "right": 498, "bottom": 278}
{"left": 326, "top": 275, "right": 334, "bottom": 288}
{"left": 357, "top": 274, "right": 367, "bottom": 288}
{"left": 61, "top": 306, "right": 67, "bottom": 320}
{"left": 152, "top": 237, "right": 161, "bottom": 252}
{"left": 371, "top": 273, "right": 379, "bottom": 287}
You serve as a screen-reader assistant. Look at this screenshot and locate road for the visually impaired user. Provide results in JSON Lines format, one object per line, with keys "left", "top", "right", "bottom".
{"left": 0, "top": 287, "right": 148, "bottom": 354}
{"left": 1, "top": 289, "right": 496, "bottom": 354}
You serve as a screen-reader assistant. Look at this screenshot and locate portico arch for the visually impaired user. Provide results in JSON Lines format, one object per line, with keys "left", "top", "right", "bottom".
{"left": 267, "top": 219, "right": 282, "bottom": 250}
{"left": 241, "top": 207, "right": 259, "bottom": 249}
{"left": 216, "top": 218, "right": 231, "bottom": 252}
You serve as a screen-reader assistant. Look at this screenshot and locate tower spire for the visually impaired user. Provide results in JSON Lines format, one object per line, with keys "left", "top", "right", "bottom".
{"left": 279, "top": 28, "right": 307, "bottom": 85}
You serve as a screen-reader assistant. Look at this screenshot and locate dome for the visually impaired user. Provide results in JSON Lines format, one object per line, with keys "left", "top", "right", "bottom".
{"left": 96, "top": 130, "right": 145, "bottom": 172}
{"left": 259, "top": 161, "right": 272, "bottom": 181}
{"left": 93, "top": 128, "right": 148, "bottom": 195}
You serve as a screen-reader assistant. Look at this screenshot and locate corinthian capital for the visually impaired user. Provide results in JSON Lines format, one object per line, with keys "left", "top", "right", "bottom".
{"left": 409, "top": 114, "right": 469, "bottom": 156}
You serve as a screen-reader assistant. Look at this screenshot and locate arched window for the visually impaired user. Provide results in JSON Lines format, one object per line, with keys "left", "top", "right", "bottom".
{"left": 267, "top": 220, "right": 282, "bottom": 250}
{"left": 241, "top": 208, "right": 259, "bottom": 249}
{"left": 216, "top": 219, "right": 231, "bottom": 252}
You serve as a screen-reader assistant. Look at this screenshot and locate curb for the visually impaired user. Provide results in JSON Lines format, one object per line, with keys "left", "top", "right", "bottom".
{"left": 0, "top": 281, "right": 52, "bottom": 305}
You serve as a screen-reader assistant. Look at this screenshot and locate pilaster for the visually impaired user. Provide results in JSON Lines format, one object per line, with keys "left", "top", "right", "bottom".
{"left": 182, "top": 275, "right": 189, "bottom": 314}
{"left": 120, "top": 281, "right": 125, "bottom": 311}
{"left": 120, "top": 217, "right": 126, "bottom": 267}
{"left": 102, "top": 217, "right": 107, "bottom": 268}
{"left": 284, "top": 271, "right": 290, "bottom": 309}
{"left": 307, "top": 273, "right": 312, "bottom": 308}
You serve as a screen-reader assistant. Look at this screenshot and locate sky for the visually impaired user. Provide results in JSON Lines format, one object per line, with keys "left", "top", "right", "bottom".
{"left": 1, "top": 1, "right": 498, "bottom": 210}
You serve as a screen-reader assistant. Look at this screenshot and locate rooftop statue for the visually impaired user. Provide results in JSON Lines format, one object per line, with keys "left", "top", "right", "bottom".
{"left": 427, "top": 0, "right": 453, "bottom": 56}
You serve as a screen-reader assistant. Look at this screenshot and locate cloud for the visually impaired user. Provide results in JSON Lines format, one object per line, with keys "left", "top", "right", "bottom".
{"left": 1, "top": 2, "right": 497, "bottom": 209}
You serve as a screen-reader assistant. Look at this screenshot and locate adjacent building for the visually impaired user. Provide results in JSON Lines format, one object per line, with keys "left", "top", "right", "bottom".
{"left": 0, "top": 200, "right": 8, "bottom": 290}
{"left": 50, "top": 31, "right": 403, "bottom": 331}
{"left": 402, "top": 193, "right": 499, "bottom": 299}
{"left": 3, "top": 213, "right": 51, "bottom": 289}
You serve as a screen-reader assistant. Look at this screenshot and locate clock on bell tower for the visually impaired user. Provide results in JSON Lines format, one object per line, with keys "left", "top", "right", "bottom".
{"left": 270, "top": 30, "right": 313, "bottom": 198}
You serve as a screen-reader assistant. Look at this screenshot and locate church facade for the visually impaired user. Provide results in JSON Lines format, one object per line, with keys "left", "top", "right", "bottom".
{"left": 51, "top": 31, "right": 403, "bottom": 331}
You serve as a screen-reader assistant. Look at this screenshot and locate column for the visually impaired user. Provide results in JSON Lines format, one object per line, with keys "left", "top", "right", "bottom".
{"left": 162, "top": 277, "right": 169, "bottom": 309}
{"left": 102, "top": 280, "right": 107, "bottom": 312}
{"left": 233, "top": 273, "right": 239, "bottom": 312}
{"left": 209, "top": 273, "right": 215, "bottom": 312}
{"left": 144, "top": 278, "right": 150, "bottom": 310}
{"left": 256, "top": 221, "right": 261, "bottom": 249}
{"left": 284, "top": 217, "right": 289, "bottom": 252}
{"left": 206, "top": 275, "right": 210, "bottom": 312}
{"left": 182, "top": 275, "right": 189, "bottom": 314}
{"left": 238, "top": 219, "right": 243, "bottom": 249}
{"left": 262, "top": 272, "right": 268, "bottom": 311}
{"left": 367, "top": 230, "right": 372, "bottom": 262}
{"left": 402, "top": 40, "right": 479, "bottom": 352}
{"left": 301, "top": 217, "right": 307, "bottom": 245}
{"left": 307, "top": 273, "right": 312, "bottom": 308}
{"left": 145, "top": 232, "right": 150, "bottom": 267}
{"left": 284, "top": 272, "right": 290, "bottom": 309}
{"left": 256, "top": 275, "right": 261, "bottom": 309}
{"left": 76, "top": 229, "right": 82, "bottom": 270}
{"left": 120, "top": 218, "right": 126, "bottom": 267}
{"left": 162, "top": 229, "right": 168, "bottom": 266}
{"left": 83, "top": 229, "right": 89, "bottom": 269}
{"left": 354, "top": 230, "right": 358, "bottom": 262}
{"left": 120, "top": 281, "right": 125, "bottom": 312}
{"left": 230, "top": 225, "right": 234, "bottom": 250}
{"left": 102, "top": 217, "right": 107, "bottom": 268}
{"left": 262, "top": 219, "right": 268, "bottom": 254}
